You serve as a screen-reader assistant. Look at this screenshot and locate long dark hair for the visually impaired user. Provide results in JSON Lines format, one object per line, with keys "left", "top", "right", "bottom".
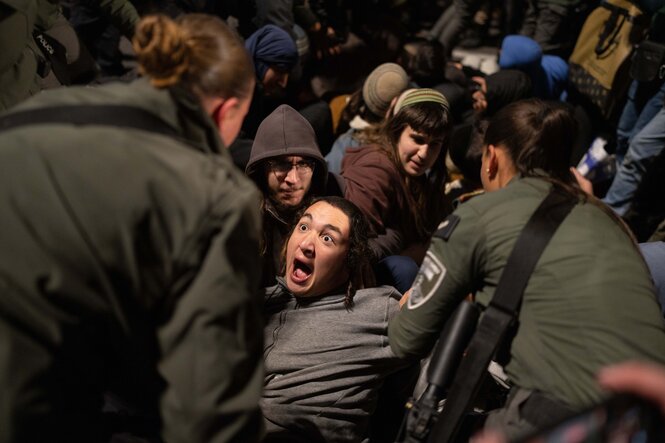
{"left": 380, "top": 100, "right": 452, "bottom": 239}
{"left": 485, "top": 99, "right": 637, "bottom": 240}
{"left": 484, "top": 98, "right": 576, "bottom": 185}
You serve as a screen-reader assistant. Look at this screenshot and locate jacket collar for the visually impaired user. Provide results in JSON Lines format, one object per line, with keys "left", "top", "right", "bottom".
{"left": 167, "top": 84, "right": 225, "bottom": 155}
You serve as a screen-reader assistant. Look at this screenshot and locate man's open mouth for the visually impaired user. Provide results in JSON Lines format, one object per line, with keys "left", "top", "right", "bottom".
{"left": 291, "top": 258, "right": 313, "bottom": 283}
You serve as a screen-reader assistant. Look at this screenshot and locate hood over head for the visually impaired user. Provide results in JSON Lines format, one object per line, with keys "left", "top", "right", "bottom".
{"left": 246, "top": 104, "right": 327, "bottom": 197}
{"left": 245, "top": 24, "right": 299, "bottom": 81}
{"left": 499, "top": 35, "right": 542, "bottom": 69}
{"left": 499, "top": 35, "right": 569, "bottom": 100}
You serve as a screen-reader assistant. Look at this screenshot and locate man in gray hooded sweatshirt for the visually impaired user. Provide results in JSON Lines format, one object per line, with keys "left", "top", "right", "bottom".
{"left": 246, "top": 104, "right": 333, "bottom": 287}
{"left": 261, "top": 196, "right": 409, "bottom": 443}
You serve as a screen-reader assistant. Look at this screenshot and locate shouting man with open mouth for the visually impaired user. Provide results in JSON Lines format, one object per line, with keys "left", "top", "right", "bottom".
{"left": 260, "top": 196, "right": 413, "bottom": 443}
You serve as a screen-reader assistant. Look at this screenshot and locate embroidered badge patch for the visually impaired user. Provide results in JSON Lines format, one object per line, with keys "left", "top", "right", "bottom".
{"left": 435, "top": 214, "right": 460, "bottom": 241}
{"left": 408, "top": 251, "right": 446, "bottom": 310}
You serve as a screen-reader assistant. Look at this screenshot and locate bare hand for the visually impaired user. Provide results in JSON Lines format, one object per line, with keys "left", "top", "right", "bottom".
{"left": 470, "top": 430, "right": 506, "bottom": 443}
{"left": 570, "top": 167, "right": 594, "bottom": 196}
{"left": 399, "top": 288, "right": 412, "bottom": 308}
{"left": 471, "top": 76, "right": 488, "bottom": 114}
{"left": 597, "top": 362, "right": 665, "bottom": 415}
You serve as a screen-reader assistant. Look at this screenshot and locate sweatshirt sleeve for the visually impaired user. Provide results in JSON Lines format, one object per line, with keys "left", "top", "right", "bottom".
{"left": 389, "top": 205, "right": 486, "bottom": 360}
{"left": 342, "top": 149, "right": 401, "bottom": 237}
{"left": 368, "top": 227, "right": 404, "bottom": 260}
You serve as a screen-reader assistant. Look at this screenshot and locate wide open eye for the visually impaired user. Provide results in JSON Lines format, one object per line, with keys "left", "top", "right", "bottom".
{"left": 298, "top": 223, "right": 308, "bottom": 232}
{"left": 322, "top": 234, "right": 334, "bottom": 244}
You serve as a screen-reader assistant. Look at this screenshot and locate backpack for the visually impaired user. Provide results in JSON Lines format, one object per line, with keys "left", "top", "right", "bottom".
{"left": 568, "top": 0, "right": 649, "bottom": 121}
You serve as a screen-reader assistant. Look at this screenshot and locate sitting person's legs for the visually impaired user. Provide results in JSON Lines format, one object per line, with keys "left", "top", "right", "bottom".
{"left": 375, "top": 255, "right": 420, "bottom": 294}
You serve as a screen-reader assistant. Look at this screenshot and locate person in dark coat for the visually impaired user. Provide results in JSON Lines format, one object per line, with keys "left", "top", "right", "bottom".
{"left": 0, "top": 13, "right": 263, "bottom": 443}
{"left": 242, "top": 24, "right": 299, "bottom": 138}
{"left": 341, "top": 88, "right": 453, "bottom": 265}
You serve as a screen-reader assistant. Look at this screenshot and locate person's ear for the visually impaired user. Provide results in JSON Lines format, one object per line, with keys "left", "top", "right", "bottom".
{"left": 211, "top": 97, "right": 240, "bottom": 127}
{"left": 486, "top": 143, "right": 499, "bottom": 178}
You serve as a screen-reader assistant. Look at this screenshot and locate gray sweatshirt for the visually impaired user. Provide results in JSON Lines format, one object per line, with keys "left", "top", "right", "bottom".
{"left": 261, "top": 281, "right": 408, "bottom": 442}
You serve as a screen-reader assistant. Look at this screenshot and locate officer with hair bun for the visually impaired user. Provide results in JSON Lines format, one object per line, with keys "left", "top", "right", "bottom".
{"left": 0, "top": 13, "right": 262, "bottom": 443}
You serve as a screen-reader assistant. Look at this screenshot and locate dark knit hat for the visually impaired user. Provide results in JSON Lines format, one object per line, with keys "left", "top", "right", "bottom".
{"left": 362, "top": 63, "right": 409, "bottom": 118}
{"left": 245, "top": 25, "right": 298, "bottom": 81}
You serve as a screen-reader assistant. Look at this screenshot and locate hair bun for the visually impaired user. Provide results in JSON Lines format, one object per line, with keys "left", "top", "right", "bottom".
{"left": 133, "top": 14, "right": 190, "bottom": 88}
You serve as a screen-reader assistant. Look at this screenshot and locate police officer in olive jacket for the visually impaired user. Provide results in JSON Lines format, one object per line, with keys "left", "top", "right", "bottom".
{"left": 0, "top": 14, "right": 263, "bottom": 443}
{"left": 0, "top": 0, "right": 139, "bottom": 111}
{"left": 0, "top": 0, "right": 41, "bottom": 110}
{"left": 390, "top": 100, "right": 665, "bottom": 439}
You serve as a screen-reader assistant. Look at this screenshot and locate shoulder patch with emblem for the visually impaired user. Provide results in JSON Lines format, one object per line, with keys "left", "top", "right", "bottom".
{"left": 408, "top": 251, "right": 446, "bottom": 310}
{"left": 434, "top": 214, "right": 460, "bottom": 241}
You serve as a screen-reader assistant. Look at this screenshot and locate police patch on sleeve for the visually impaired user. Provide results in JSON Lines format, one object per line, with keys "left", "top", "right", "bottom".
{"left": 434, "top": 214, "right": 460, "bottom": 241}
{"left": 408, "top": 251, "right": 446, "bottom": 310}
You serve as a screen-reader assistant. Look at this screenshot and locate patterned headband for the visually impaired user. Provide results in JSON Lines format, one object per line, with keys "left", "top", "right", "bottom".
{"left": 394, "top": 88, "right": 450, "bottom": 114}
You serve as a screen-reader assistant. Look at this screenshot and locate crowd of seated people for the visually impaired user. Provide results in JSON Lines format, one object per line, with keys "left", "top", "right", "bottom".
{"left": 2, "top": 0, "right": 665, "bottom": 442}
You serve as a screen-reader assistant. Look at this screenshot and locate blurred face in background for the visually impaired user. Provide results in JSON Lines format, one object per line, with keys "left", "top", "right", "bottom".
{"left": 262, "top": 66, "right": 289, "bottom": 97}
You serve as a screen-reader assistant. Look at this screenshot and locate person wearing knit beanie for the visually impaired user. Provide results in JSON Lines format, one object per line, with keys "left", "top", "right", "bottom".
{"left": 325, "top": 63, "right": 409, "bottom": 174}
{"left": 362, "top": 63, "right": 410, "bottom": 118}
{"left": 245, "top": 24, "right": 298, "bottom": 97}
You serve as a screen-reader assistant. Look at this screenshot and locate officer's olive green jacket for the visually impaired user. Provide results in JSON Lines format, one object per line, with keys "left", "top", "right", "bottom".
{"left": 390, "top": 177, "right": 665, "bottom": 409}
{"left": 1, "top": 0, "right": 139, "bottom": 111}
{"left": 0, "top": 0, "right": 41, "bottom": 110}
{"left": 0, "top": 79, "right": 264, "bottom": 443}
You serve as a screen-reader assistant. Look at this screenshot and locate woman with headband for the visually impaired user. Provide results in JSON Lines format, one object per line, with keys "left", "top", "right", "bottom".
{"left": 341, "top": 88, "right": 453, "bottom": 268}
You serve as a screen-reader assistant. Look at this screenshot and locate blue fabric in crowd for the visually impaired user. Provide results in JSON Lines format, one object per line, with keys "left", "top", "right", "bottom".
{"left": 541, "top": 55, "right": 568, "bottom": 100}
{"left": 325, "top": 128, "right": 362, "bottom": 174}
{"left": 374, "top": 255, "right": 420, "bottom": 295}
{"left": 499, "top": 35, "right": 568, "bottom": 100}
{"left": 245, "top": 24, "right": 298, "bottom": 81}
{"left": 499, "top": 35, "right": 542, "bottom": 69}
